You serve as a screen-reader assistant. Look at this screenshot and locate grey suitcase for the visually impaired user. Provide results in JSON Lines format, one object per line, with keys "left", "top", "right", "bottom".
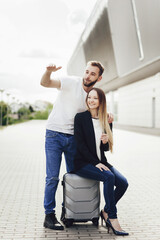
{"left": 61, "top": 173, "right": 100, "bottom": 227}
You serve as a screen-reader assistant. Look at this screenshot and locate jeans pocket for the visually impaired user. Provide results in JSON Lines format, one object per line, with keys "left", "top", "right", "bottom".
{"left": 45, "top": 130, "right": 59, "bottom": 138}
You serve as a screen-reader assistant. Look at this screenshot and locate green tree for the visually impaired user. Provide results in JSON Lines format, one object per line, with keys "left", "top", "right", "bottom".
{"left": 0, "top": 101, "right": 11, "bottom": 125}
{"left": 33, "top": 102, "right": 53, "bottom": 120}
{"left": 29, "top": 105, "right": 34, "bottom": 113}
{"left": 34, "top": 110, "right": 49, "bottom": 119}
{"left": 18, "top": 107, "right": 31, "bottom": 120}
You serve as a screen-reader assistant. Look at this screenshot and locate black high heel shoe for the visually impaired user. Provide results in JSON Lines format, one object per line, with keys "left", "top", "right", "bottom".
{"left": 100, "top": 210, "right": 129, "bottom": 236}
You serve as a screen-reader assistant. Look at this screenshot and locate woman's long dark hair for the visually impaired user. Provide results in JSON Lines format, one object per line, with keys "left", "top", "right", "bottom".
{"left": 86, "top": 88, "right": 113, "bottom": 152}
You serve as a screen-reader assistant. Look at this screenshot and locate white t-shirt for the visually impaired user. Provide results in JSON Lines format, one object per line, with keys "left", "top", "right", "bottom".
{"left": 46, "top": 76, "right": 87, "bottom": 135}
{"left": 92, "top": 118, "right": 102, "bottom": 161}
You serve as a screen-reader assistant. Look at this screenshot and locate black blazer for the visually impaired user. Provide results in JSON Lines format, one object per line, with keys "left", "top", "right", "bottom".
{"left": 73, "top": 110, "right": 113, "bottom": 172}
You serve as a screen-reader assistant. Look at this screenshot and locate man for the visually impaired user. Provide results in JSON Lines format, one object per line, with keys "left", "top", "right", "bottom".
{"left": 40, "top": 61, "right": 113, "bottom": 230}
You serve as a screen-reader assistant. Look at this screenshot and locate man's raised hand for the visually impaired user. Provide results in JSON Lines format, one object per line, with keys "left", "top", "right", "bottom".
{"left": 46, "top": 64, "right": 62, "bottom": 73}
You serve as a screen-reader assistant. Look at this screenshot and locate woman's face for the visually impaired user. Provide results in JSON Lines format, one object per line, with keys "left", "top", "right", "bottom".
{"left": 87, "top": 90, "right": 99, "bottom": 110}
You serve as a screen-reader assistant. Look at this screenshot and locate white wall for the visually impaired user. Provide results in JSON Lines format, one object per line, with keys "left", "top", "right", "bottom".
{"left": 108, "top": 0, "right": 160, "bottom": 76}
{"left": 67, "top": 42, "right": 86, "bottom": 77}
{"left": 110, "top": 73, "right": 160, "bottom": 128}
{"left": 155, "top": 73, "right": 160, "bottom": 128}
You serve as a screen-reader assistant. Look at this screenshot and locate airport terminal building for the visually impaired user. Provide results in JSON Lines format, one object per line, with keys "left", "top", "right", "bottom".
{"left": 67, "top": 0, "right": 160, "bottom": 134}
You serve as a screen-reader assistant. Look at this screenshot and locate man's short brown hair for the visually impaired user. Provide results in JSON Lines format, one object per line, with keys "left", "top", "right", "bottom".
{"left": 87, "top": 61, "right": 104, "bottom": 76}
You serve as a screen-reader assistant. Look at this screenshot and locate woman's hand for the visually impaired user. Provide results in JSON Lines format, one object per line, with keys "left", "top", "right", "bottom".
{"left": 95, "top": 163, "right": 110, "bottom": 171}
{"left": 100, "top": 133, "right": 109, "bottom": 144}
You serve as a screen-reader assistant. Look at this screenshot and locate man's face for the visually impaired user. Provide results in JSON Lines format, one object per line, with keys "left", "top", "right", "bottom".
{"left": 83, "top": 64, "right": 101, "bottom": 87}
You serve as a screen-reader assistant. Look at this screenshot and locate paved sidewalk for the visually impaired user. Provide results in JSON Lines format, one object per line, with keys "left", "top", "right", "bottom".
{"left": 0, "top": 120, "right": 160, "bottom": 240}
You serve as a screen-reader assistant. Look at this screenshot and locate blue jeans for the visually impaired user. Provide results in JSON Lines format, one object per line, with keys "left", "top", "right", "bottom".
{"left": 76, "top": 164, "right": 128, "bottom": 219}
{"left": 44, "top": 129, "right": 76, "bottom": 214}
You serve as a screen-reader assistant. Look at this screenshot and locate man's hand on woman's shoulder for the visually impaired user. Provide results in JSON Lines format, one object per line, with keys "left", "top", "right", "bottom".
{"left": 107, "top": 113, "right": 114, "bottom": 123}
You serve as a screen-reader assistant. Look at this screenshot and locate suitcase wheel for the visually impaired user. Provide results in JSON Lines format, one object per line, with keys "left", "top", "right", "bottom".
{"left": 64, "top": 219, "right": 73, "bottom": 228}
{"left": 92, "top": 218, "right": 99, "bottom": 227}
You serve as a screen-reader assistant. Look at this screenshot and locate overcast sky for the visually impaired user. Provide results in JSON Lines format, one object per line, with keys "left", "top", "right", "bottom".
{"left": 0, "top": 0, "right": 97, "bottom": 104}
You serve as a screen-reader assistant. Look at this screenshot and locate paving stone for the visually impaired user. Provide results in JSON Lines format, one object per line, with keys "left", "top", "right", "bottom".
{"left": 0, "top": 120, "right": 160, "bottom": 239}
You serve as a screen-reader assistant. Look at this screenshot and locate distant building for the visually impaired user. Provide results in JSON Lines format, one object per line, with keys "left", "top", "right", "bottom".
{"left": 67, "top": 0, "right": 160, "bottom": 134}
{"left": 9, "top": 100, "right": 51, "bottom": 113}
{"left": 33, "top": 100, "right": 52, "bottom": 111}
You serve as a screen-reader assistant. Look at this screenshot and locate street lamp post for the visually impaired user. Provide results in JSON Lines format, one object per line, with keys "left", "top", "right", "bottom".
{"left": 0, "top": 88, "right": 4, "bottom": 126}
{"left": 6, "top": 92, "right": 10, "bottom": 126}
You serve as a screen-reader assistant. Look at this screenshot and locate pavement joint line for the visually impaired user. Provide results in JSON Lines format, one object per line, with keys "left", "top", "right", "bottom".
{"left": 0, "top": 120, "right": 160, "bottom": 240}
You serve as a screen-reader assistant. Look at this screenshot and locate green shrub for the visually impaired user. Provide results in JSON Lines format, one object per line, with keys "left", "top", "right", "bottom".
{"left": 34, "top": 110, "right": 49, "bottom": 119}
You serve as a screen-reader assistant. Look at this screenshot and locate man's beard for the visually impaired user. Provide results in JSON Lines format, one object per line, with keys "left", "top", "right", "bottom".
{"left": 83, "top": 78, "right": 98, "bottom": 87}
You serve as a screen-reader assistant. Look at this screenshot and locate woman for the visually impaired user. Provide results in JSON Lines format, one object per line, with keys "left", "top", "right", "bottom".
{"left": 73, "top": 88, "right": 129, "bottom": 236}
